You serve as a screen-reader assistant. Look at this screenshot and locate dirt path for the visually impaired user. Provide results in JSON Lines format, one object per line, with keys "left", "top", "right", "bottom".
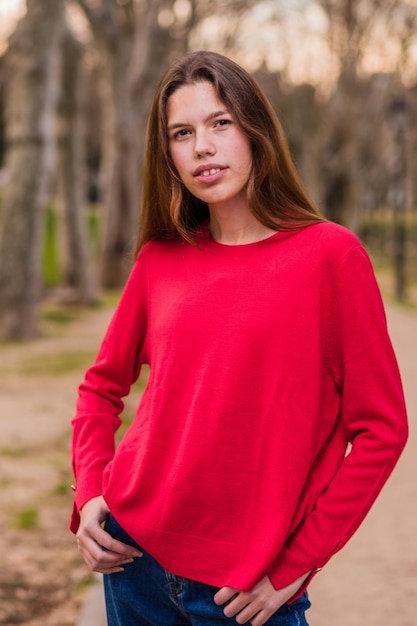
{"left": 0, "top": 297, "right": 415, "bottom": 626}
{"left": 0, "top": 304, "right": 117, "bottom": 626}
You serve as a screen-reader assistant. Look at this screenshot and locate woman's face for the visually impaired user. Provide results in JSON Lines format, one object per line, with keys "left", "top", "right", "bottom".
{"left": 166, "top": 81, "right": 253, "bottom": 213}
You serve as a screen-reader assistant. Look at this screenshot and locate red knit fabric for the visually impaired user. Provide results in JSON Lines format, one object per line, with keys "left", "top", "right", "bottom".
{"left": 71, "top": 222, "right": 408, "bottom": 593}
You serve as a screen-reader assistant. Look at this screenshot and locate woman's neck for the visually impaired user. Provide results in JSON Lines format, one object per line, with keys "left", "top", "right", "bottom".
{"left": 208, "top": 210, "right": 276, "bottom": 246}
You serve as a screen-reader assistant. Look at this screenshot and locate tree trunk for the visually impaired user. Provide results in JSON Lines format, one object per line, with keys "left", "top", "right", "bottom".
{"left": 388, "top": 95, "right": 408, "bottom": 300}
{"left": 0, "top": 0, "right": 65, "bottom": 339}
{"left": 58, "top": 28, "right": 99, "bottom": 303}
{"left": 99, "top": 1, "right": 180, "bottom": 287}
{"left": 96, "top": 33, "right": 139, "bottom": 287}
{"left": 76, "top": 0, "right": 187, "bottom": 287}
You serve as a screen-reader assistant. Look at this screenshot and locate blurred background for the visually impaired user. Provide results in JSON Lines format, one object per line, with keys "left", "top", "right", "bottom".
{"left": 0, "top": 1, "right": 416, "bottom": 625}
{"left": 0, "top": 0, "right": 417, "bottom": 337}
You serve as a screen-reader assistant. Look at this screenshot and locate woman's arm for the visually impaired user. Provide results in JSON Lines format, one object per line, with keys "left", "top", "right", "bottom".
{"left": 266, "top": 244, "right": 408, "bottom": 591}
{"left": 71, "top": 248, "right": 150, "bottom": 531}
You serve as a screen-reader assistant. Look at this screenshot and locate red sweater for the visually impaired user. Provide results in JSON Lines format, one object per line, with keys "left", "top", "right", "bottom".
{"left": 71, "top": 222, "right": 408, "bottom": 593}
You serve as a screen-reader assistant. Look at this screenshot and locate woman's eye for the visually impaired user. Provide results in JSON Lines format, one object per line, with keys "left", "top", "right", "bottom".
{"left": 214, "top": 119, "right": 231, "bottom": 128}
{"left": 173, "top": 129, "right": 191, "bottom": 139}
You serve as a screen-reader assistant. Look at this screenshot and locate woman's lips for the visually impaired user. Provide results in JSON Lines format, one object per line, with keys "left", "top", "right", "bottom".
{"left": 199, "top": 167, "right": 221, "bottom": 177}
{"left": 193, "top": 164, "right": 227, "bottom": 183}
{"left": 193, "top": 163, "right": 225, "bottom": 176}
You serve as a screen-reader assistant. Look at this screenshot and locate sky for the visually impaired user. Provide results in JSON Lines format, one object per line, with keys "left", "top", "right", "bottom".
{"left": 0, "top": 0, "right": 416, "bottom": 91}
{"left": 0, "top": 0, "right": 331, "bottom": 85}
{"left": 0, "top": 0, "right": 25, "bottom": 53}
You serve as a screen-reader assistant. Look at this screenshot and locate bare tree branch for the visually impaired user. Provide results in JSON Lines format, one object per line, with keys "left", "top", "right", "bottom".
{"left": 74, "top": 0, "right": 119, "bottom": 43}
{"left": 74, "top": 0, "right": 100, "bottom": 31}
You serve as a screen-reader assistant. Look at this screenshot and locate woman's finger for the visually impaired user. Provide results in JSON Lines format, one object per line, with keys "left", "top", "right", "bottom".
{"left": 213, "top": 586, "right": 239, "bottom": 606}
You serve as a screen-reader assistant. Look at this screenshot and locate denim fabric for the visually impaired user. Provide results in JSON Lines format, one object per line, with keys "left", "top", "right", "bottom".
{"left": 103, "top": 515, "right": 311, "bottom": 626}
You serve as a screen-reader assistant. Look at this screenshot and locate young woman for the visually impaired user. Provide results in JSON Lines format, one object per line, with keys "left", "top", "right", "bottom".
{"left": 71, "top": 51, "right": 408, "bottom": 626}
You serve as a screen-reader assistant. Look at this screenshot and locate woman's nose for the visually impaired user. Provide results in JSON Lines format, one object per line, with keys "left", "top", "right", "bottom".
{"left": 194, "top": 131, "right": 215, "bottom": 157}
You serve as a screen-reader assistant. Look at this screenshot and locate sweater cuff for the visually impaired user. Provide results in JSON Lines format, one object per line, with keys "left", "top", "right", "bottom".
{"left": 268, "top": 539, "right": 334, "bottom": 593}
{"left": 69, "top": 482, "right": 103, "bottom": 534}
{"left": 285, "top": 568, "right": 323, "bottom": 603}
{"left": 69, "top": 500, "right": 81, "bottom": 534}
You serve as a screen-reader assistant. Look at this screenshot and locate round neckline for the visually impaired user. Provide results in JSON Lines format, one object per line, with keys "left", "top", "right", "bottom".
{"left": 199, "top": 222, "right": 284, "bottom": 251}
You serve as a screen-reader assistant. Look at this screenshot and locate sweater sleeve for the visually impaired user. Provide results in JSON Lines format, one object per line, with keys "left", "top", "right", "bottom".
{"left": 268, "top": 243, "right": 408, "bottom": 594}
{"left": 70, "top": 247, "right": 149, "bottom": 533}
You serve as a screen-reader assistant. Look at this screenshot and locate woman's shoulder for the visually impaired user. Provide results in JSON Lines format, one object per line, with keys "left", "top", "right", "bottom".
{"left": 136, "top": 235, "right": 187, "bottom": 259}
{"left": 301, "top": 222, "right": 378, "bottom": 291}
{"left": 306, "top": 220, "right": 361, "bottom": 244}
{"left": 303, "top": 221, "right": 365, "bottom": 258}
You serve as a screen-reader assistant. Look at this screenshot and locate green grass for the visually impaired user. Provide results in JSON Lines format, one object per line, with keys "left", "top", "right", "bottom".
{"left": 1, "top": 577, "right": 29, "bottom": 590}
{"left": 359, "top": 207, "right": 417, "bottom": 308}
{"left": 18, "top": 350, "right": 96, "bottom": 376}
{"left": 41, "top": 306, "right": 81, "bottom": 325}
{"left": 52, "top": 482, "right": 71, "bottom": 496}
{"left": 0, "top": 446, "right": 29, "bottom": 457}
{"left": 87, "top": 206, "right": 101, "bottom": 259}
{"left": 99, "top": 289, "right": 123, "bottom": 307}
{"left": 40, "top": 294, "right": 111, "bottom": 336}
{"left": 41, "top": 201, "right": 102, "bottom": 289}
{"left": 74, "top": 573, "right": 97, "bottom": 593}
{"left": 42, "top": 202, "right": 61, "bottom": 288}
{"left": 15, "top": 508, "right": 39, "bottom": 530}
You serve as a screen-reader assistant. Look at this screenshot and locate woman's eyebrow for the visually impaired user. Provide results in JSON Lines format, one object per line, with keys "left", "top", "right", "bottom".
{"left": 167, "top": 109, "right": 230, "bottom": 131}
{"left": 205, "top": 109, "right": 230, "bottom": 122}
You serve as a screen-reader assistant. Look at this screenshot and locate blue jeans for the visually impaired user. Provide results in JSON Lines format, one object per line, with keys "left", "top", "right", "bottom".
{"left": 103, "top": 515, "right": 311, "bottom": 626}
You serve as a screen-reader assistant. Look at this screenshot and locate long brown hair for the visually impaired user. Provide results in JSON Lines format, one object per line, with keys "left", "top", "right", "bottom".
{"left": 134, "top": 50, "right": 324, "bottom": 256}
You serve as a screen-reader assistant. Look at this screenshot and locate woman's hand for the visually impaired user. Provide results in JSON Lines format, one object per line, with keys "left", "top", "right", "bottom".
{"left": 213, "top": 572, "right": 309, "bottom": 626}
{"left": 76, "top": 496, "right": 142, "bottom": 574}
